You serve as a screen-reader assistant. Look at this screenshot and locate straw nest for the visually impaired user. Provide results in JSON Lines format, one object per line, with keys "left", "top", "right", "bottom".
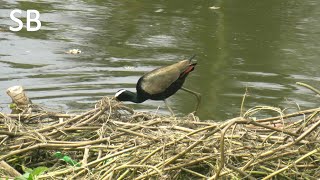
{"left": 1, "top": 95, "right": 320, "bottom": 179}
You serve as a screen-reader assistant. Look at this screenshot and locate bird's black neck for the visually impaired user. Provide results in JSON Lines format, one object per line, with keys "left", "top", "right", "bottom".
{"left": 125, "top": 91, "right": 147, "bottom": 103}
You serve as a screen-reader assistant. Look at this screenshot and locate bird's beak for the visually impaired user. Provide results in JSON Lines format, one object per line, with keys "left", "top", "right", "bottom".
{"left": 188, "top": 54, "right": 196, "bottom": 62}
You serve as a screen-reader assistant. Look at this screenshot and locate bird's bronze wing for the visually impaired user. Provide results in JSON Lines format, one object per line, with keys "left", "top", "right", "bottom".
{"left": 139, "top": 60, "right": 190, "bottom": 95}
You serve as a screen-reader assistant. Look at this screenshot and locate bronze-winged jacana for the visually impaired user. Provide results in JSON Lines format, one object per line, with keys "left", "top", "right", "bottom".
{"left": 115, "top": 55, "right": 201, "bottom": 114}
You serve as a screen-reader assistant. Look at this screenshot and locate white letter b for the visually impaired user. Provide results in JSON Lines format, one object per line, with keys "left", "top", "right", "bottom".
{"left": 27, "top": 10, "right": 41, "bottom": 31}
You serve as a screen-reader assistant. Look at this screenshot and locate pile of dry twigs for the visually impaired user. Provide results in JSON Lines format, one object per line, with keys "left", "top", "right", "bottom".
{"left": 1, "top": 96, "right": 320, "bottom": 179}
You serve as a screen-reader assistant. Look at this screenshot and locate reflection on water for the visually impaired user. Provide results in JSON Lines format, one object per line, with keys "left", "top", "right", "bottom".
{"left": 0, "top": 0, "right": 319, "bottom": 120}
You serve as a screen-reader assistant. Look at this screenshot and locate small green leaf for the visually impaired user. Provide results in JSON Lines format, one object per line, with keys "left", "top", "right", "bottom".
{"left": 9, "top": 103, "right": 17, "bottom": 109}
{"left": 27, "top": 174, "right": 33, "bottom": 180}
{"left": 15, "top": 166, "right": 48, "bottom": 180}
{"left": 54, "top": 151, "right": 64, "bottom": 159}
{"left": 54, "top": 152, "right": 80, "bottom": 167}
{"left": 24, "top": 168, "right": 33, "bottom": 174}
{"left": 63, "top": 156, "right": 80, "bottom": 166}
{"left": 62, "top": 156, "right": 72, "bottom": 162}
{"left": 31, "top": 166, "right": 48, "bottom": 176}
{"left": 22, "top": 172, "right": 30, "bottom": 179}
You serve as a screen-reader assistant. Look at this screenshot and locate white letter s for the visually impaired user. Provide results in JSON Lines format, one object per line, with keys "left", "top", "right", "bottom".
{"left": 10, "top": 9, "right": 23, "bottom": 32}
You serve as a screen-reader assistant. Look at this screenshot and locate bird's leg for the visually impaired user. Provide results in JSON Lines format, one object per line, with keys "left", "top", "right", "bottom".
{"left": 164, "top": 99, "right": 175, "bottom": 116}
{"left": 181, "top": 87, "right": 201, "bottom": 114}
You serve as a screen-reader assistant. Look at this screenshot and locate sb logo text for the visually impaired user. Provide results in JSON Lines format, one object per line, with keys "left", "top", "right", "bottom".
{"left": 10, "top": 9, "right": 41, "bottom": 32}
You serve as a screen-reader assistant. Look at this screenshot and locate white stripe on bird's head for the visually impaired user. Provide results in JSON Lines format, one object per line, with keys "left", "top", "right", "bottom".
{"left": 115, "top": 89, "right": 127, "bottom": 97}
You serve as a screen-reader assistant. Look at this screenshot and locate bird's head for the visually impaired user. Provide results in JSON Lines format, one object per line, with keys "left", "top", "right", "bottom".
{"left": 114, "top": 89, "right": 133, "bottom": 102}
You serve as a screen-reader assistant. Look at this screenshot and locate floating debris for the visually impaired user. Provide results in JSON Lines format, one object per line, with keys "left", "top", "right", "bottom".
{"left": 124, "top": 66, "right": 135, "bottom": 70}
{"left": 66, "top": 49, "right": 82, "bottom": 54}
{"left": 209, "top": 6, "right": 221, "bottom": 10}
{"left": 155, "top": 9, "right": 164, "bottom": 13}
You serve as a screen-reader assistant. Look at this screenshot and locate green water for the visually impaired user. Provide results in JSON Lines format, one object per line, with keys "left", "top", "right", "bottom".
{"left": 0, "top": 0, "right": 319, "bottom": 120}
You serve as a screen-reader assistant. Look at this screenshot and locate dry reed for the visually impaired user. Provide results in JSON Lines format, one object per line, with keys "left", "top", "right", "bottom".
{"left": 0, "top": 94, "right": 320, "bottom": 179}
